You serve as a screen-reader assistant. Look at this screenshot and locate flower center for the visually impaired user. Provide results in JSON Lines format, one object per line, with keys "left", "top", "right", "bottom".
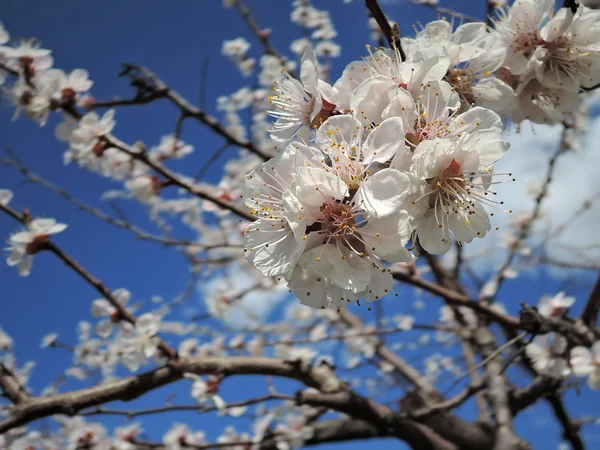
{"left": 542, "top": 35, "right": 582, "bottom": 79}
{"left": 511, "top": 30, "right": 543, "bottom": 59}
{"left": 445, "top": 68, "right": 475, "bottom": 104}
{"left": 407, "top": 115, "right": 450, "bottom": 148}
{"left": 320, "top": 202, "right": 356, "bottom": 237}
{"left": 413, "top": 159, "right": 506, "bottom": 229}
{"left": 25, "top": 233, "right": 50, "bottom": 255}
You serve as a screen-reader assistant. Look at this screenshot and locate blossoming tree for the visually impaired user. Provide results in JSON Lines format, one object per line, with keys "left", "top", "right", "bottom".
{"left": 1, "top": 0, "right": 600, "bottom": 449}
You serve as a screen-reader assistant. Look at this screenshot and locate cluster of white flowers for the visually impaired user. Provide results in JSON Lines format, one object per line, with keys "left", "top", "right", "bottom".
{"left": 0, "top": 32, "right": 92, "bottom": 125}
{"left": 222, "top": 37, "right": 256, "bottom": 77}
{"left": 521, "top": 294, "right": 600, "bottom": 391}
{"left": 291, "top": 0, "right": 341, "bottom": 59}
{"left": 240, "top": 0, "right": 600, "bottom": 309}
{"left": 493, "top": 0, "right": 600, "bottom": 123}
{"left": 248, "top": 45, "right": 511, "bottom": 307}
{"left": 5, "top": 216, "right": 67, "bottom": 277}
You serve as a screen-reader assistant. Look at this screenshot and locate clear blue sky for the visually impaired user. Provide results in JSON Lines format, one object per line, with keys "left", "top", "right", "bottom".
{"left": 0, "top": 0, "right": 599, "bottom": 448}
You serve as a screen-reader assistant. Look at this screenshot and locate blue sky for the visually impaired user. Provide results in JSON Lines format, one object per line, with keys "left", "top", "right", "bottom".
{"left": 1, "top": 0, "right": 599, "bottom": 448}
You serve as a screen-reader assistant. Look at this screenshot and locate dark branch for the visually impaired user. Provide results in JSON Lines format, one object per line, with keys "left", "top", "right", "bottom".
{"left": 365, "top": 0, "right": 405, "bottom": 60}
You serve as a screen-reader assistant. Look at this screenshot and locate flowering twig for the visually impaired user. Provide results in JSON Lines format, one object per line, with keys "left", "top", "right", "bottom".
{"left": 96, "top": 64, "right": 273, "bottom": 161}
{"left": 80, "top": 392, "right": 293, "bottom": 418}
{"left": 231, "top": 0, "right": 298, "bottom": 79}
{"left": 0, "top": 155, "right": 214, "bottom": 249}
{"left": 0, "top": 202, "right": 178, "bottom": 360}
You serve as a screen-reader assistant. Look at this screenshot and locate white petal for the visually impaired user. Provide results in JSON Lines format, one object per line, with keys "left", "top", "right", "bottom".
{"left": 95, "top": 320, "right": 114, "bottom": 338}
{"left": 361, "top": 211, "right": 414, "bottom": 262}
{"left": 244, "top": 218, "right": 305, "bottom": 277}
{"left": 363, "top": 117, "right": 406, "bottom": 164}
{"left": 300, "top": 47, "right": 319, "bottom": 94}
{"left": 362, "top": 267, "right": 394, "bottom": 302}
{"left": 417, "top": 211, "right": 452, "bottom": 255}
{"left": 18, "top": 255, "right": 33, "bottom": 277}
{"left": 29, "top": 218, "right": 57, "bottom": 234}
{"left": 6, "top": 246, "right": 25, "bottom": 266}
{"left": 91, "top": 299, "right": 113, "bottom": 317}
{"left": 0, "top": 189, "right": 13, "bottom": 206}
{"left": 10, "top": 231, "right": 35, "bottom": 244}
{"left": 354, "top": 169, "right": 411, "bottom": 218}
{"left": 136, "top": 313, "right": 160, "bottom": 337}
{"left": 113, "top": 288, "right": 131, "bottom": 306}
{"left": 350, "top": 76, "right": 395, "bottom": 126}
{"left": 286, "top": 258, "right": 330, "bottom": 309}
{"left": 420, "top": 81, "right": 459, "bottom": 122}
{"left": 448, "top": 204, "right": 491, "bottom": 244}
{"left": 316, "top": 115, "right": 362, "bottom": 150}
{"left": 294, "top": 167, "right": 348, "bottom": 206}
{"left": 45, "top": 223, "right": 67, "bottom": 235}
{"left": 458, "top": 130, "right": 509, "bottom": 169}
{"left": 570, "top": 346, "right": 595, "bottom": 376}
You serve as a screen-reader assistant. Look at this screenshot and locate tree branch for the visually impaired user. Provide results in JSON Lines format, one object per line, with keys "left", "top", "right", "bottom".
{"left": 0, "top": 356, "right": 341, "bottom": 434}
{"left": 581, "top": 271, "right": 600, "bottom": 326}
{"left": 0, "top": 363, "right": 29, "bottom": 405}
{"left": 365, "top": 0, "right": 405, "bottom": 60}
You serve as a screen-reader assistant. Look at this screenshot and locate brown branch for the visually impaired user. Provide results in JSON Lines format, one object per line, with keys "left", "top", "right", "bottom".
{"left": 80, "top": 393, "right": 293, "bottom": 418}
{"left": 0, "top": 203, "right": 178, "bottom": 361}
{"left": 410, "top": 380, "right": 486, "bottom": 419}
{"left": 134, "top": 418, "right": 384, "bottom": 450}
{"left": 547, "top": 395, "right": 585, "bottom": 450}
{"left": 0, "top": 356, "right": 341, "bottom": 434}
{"left": 101, "top": 64, "right": 273, "bottom": 161}
{"left": 0, "top": 363, "right": 29, "bottom": 405}
{"left": 0, "top": 155, "right": 215, "bottom": 249}
{"left": 101, "top": 132, "right": 256, "bottom": 221}
{"left": 391, "top": 269, "right": 521, "bottom": 328}
{"left": 509, "top": 376, "right": 560, "bottom": 415}
{"left": 581, "top": 271, "right": 600, "bottom": 326}
{"left": 337, "top": 309, "right": 438, "bottom": 398}
{"left": 365, "top": 0, "right": 405, "bottom": 60}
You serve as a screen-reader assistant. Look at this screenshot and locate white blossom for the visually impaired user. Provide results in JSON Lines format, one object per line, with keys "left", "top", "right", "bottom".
{"left": 538, "top": 292, "right": 576, "bottom": 318}
{"left": 91, "top": 288, "right": 132, "bottom": 337}
{"left": 525, "top": 333, "right": 570, "bottom": 378}
{"left": 5, "top": 218, "right": 67, "bottom": 276}
{"left": 268, "top": 47, "right": 336, "bottom": 142}
{"left": 570, "top": 341, "right": 600, "bottom": 390}
{"left": 0, "top": 189, "right": 12, "bottom": 206}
